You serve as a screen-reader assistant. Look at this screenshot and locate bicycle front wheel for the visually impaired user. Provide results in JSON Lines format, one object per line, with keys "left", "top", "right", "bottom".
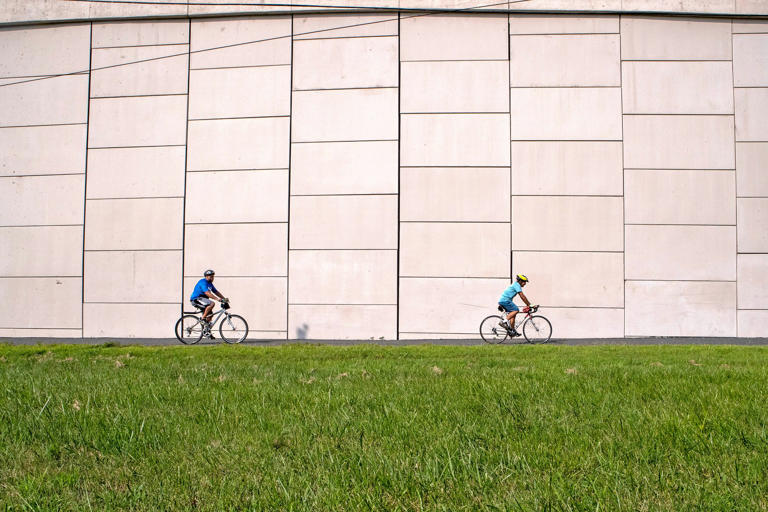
{"left": 480, "top": 315, "right": 509, "bottom": 344}
{"left": 175, "top": 315, "right": 203, "bottom": 344}
{"left": 219, "top": 314, "right": 249, "bottom": 344}
{"left": 523, "top": 315, "right": 552, "bottom": 344}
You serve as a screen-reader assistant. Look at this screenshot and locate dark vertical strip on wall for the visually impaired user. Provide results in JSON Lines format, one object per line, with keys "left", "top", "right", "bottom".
{"left": 180, "top": 18, "right": 192, "bottom": 317}
{"left": 730, "top": 17, "right": 738, "bottom": 335}
{"left": 81, "top": 22, "right": 94, "bottom": 338}
{"left": 619, "top": 14, "right": 627, "bottom": 337}
{"left": 287, "top": 15, "right": 294, "bottom": 340}
{"left": 396, "top": 12, "right": 401, "bottom": 340}
{"left": 507, "top": 12, "right": 513, "bottom": 282}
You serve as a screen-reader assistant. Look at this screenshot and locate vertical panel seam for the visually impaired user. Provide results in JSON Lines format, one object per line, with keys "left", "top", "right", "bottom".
{"left": 731, "top": 17, "right": 739, "bottom": 336}
{"left": 620, "top": 14, "right": 627, "bottom": 339}
{"left": 181, "top": 17, "right": 192, "bottom": 320}
{"left": 397, "top": 12, "right": 401, "bottom": 341}
{"left": 81, "top": 22, "right": 94, "bottom": 339}
{"left": 508, "top": 11, "right": 513, "bottom": 282}
{"left": 287, "top": 14, "right": 294, "bottom": 340}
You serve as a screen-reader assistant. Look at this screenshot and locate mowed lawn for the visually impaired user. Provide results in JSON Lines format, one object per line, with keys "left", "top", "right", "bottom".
{"left": 1, "top": 344, "right": 767, "bottom": 511}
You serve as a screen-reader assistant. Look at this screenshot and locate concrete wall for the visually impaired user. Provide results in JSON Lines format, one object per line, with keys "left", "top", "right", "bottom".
{"left": 1, "top": 12, "right": 767, "bottom": 339}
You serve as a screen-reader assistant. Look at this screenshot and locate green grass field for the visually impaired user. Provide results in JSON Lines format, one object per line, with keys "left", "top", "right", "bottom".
{"left": 1, "top": 343, "right": 767, "bottom": 511}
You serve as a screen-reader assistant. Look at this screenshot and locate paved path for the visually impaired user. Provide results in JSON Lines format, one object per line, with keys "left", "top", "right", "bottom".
{"left": 2, "top": 337, "right": 768, "bottom": 346}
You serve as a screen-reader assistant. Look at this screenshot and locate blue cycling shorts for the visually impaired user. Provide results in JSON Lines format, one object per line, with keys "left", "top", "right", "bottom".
{"left": 499, "top": 301, "right": 519, "bottom": 313}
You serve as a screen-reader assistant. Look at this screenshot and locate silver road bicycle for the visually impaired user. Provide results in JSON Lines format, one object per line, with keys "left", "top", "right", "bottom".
{"left": 479, "top": 305, "right": 552, "bottom": 344}
{"left": 175, "top": 299, "right": 249, "bottom": 344}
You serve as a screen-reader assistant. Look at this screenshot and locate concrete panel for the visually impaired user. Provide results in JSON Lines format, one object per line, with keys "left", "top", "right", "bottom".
{"left": 738, "top": 198, "right": 768, "bottom": 252}
{"left": 733, "top": 19, "right": 768, "bottom": 32}
{"left": 510, "top": 88, "right": 622, "bottom": 140}
{"left": 510, "top": 34, "right": 620, "bottom": 87}
{"left": 289, "top": 250, "right": 396, "bottom": 304}
{"left": 187, "top": 118, "right": 289, "bottom": 170}
{"left": 293, "top": 37, "right": 398, "bottom": 90}
{"left": 0, "top": 226, "right": 82, "bottom": 277}
{"left": 0, "top": 329, "right": 82, "bottom": 338}
{"left": 622, "top": 0, "right": 734, "bottom": 12}
{"left": 539, "top": 308, "right": 624, "bottom": 339}
{"left": 512, "top": 251, "right": 623, "bottom": 307}
{"left": 184, "top": 276, "right": 287, "bottom": 332}
{"left": 292, "top": 89, "right": 398, "bottom": 142}
{"left": 288, "top": 305, "right": 396, "bottom": 340}
{"left": 91, "top": 46, "right": 189, "bottom": 97}
{"left": 185, "top": 170, "right": 288, "bottom": 223}
{"left": 190, "top": 17, "right": 291, "bottom": 69}
{"left": 622, "top": 61, "right": 733, "bottom": 114}
{"left": 187, "top": 0, "right": 284, "bottom": 15}
{"left": 0, "top": 23, "right": 89, "bottom": 77}
{"left": 290, "top": 195, "right": 397, "bottom": 249}
{"left": 85, "top": 198, "right": 183, "bottom": 250}
{"left": 0, "top": 124, "right": 86, "bottom": 176}
{"left": 92, "top": 20, "right": 189, "bottom": 48}
{"left": 623, "top": 115, "right": 735, "bottom": 169}
{"left": 625, "top": 281, "right": 736, "bottom": 336}
{"left": 506, "top": 0, "right": 622, "bottom": 10}
{"left": 401, "top": 114, "right": 510, "bottom": 166}
{"left": 400, "top": 13, "right": 508, "bottom": 61}
{"left": 736, "top": 143, "right": 768, "bottom": 197}
{"left": 401, "top": 168, "right": 509, "bottom": 222}
{"left": 512, "top": 196, "right": 623, "bottom": 251}
{"left": 508, "top": 14, "right": 618, "bottom": 34}
{"left": 1, "top": 174, "right": 84, "bottom": 226}
{"left": 86, "top": 146, "right": 185, "bottom": 199}
{"left": 738, "top": 310, "right": 768, "bottom": 337}
{"left": 625, "top": 170, "right": 736, "bottom": 225}
{"left": 184, "top": 223, "right": 287, "bottom": 277}
{"left": 0, "top": 1, "right": 90, "bottom": 24}
{"left": 738, "top": 254, "right": 768, "bottom": 309}
{"left": 293, "top": 14, "right": 398, "bottom": 39}
{"left": 734, "top": 34, "right": 768, "bottom": 86}
{"left": 737, "top": 0, "right": 768, "bottom": 15}
{"left": 400, "top": 61, "right": 509, "bottom": 113}
{"left": 399, "top": 277, "right": 508, "bottom": 334}
{"left": 83, "top": 303, "right": 180, "bottom": 338}
{"left": 401, "top": 223, "right": 509, "bottom": 278}
{"left": 0, "top": 75, "right": 88, "bottom": 127}
{"left": 620, "top": 17, "right": 731, "bottom": 60}
{"left": 0, "top": 277, "right": 81, "bottom": 329}
{"left": 735, "top": 88, "right": 768, "bottom": 141}
{"left": 290, "top": 141, "right": 397, "bottom": 195}
{"left": 625, "top": 225, "right": 736, "bottom": 281}
{"left": 511, "top": 141, "right": 622, "bottom": 195}
{"left": 88, "top": 96, "right": 187, "bottom": 148}
{"left": 189, "top": 66, "right": 290, "bottom": 119}
{"left": 88, "top": 0, "right": 186, "bottom": 18}
{"left": 85, "top": 250, "right": 181, "bottom": 303}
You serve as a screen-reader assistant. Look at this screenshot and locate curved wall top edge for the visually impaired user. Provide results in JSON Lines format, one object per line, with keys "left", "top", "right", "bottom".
{"left": 2, "top": 0, "right": 768, "bottom": 27}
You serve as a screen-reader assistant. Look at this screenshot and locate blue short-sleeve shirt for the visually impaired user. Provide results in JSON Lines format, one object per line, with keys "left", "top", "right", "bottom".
{"left": 499, "top": 282, "right": 522, "bottom": 303}
{"left": 190, "top": 278, "right": 219, "bottom": 300}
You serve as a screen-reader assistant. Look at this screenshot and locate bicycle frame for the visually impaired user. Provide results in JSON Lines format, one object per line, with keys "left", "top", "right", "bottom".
{"left": 186, "top": 305, "right": 230, "bottom": 328}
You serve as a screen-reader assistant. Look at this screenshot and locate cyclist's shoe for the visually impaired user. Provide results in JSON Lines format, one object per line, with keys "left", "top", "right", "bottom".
{"left": 510, "top": 330, "right": 522, "bottom": 337}
{"left": 207, "top": 333, "right": 216, "bottom": 340}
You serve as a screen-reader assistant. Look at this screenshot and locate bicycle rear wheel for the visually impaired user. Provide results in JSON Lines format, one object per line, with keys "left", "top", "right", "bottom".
{"left": 522, "top": 315, "right": 552, "bottom": 344}
{"left": 219, "top": 314, "right": 249, "bottom": 344}
{"left": 480, "top": 315, "right": 509, "bottom": 344}
{"left": 175, "top": 315, "right": 204, "bottom": 344}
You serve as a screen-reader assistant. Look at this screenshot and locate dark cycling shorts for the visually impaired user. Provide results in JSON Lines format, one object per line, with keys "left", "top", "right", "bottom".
{"left": 191, "top": 297, "right": 213, "bottom": 310}
{"left": 499, "top": 301, "right": 519, "bottom": 313}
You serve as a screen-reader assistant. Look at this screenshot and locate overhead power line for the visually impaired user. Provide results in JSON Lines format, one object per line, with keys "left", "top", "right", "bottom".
{"left": 1, "top": 0, "right": 525, "bottom": 88}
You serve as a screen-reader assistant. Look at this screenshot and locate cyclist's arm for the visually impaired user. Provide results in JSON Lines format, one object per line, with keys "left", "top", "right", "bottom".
{"left": 519, "top": 292, "right": 531, "bottom": 307}
{"left": 204, "top": 290, "right": 222, "bottom": 301}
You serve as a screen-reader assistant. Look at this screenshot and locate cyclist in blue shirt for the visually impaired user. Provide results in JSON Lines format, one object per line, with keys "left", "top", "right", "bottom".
{"left": 190, "top": 269, "right": 226, "bottom": 332}
{"left": 498, "top": 274, "right": 533, "bottom": 337}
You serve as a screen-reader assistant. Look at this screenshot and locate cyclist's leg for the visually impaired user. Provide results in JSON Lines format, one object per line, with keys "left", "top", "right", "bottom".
{"left": 500, "top": 302, "right": 520, "bottom": 333}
